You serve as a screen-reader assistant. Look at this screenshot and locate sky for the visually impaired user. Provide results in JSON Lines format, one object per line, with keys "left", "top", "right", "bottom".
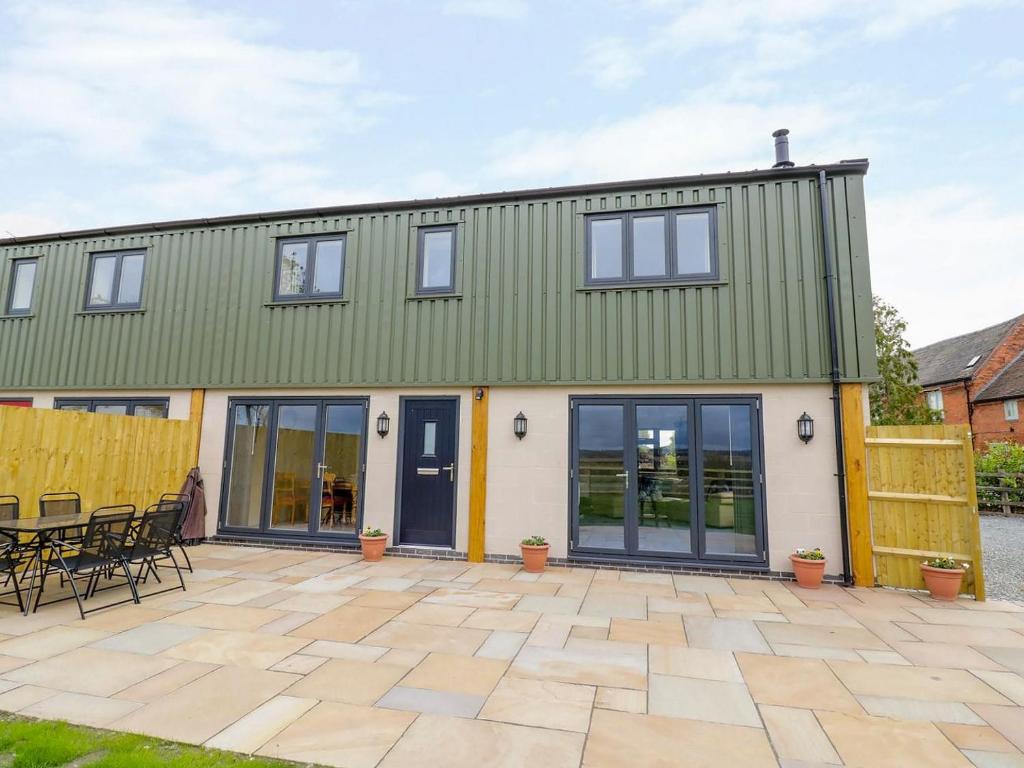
{"left": 1, "top": 0, "right": 1022, "bottom": 348}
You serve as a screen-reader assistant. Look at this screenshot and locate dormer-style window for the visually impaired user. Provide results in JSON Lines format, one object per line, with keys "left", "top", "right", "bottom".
{"left": 585, "top": 206, "right": 717, "bottom": 286}
{"left": 274, "top": 235, "right": 346, "bottom": 301}
{"left": 966, "top": 355, "right": 981, "bottom": 368}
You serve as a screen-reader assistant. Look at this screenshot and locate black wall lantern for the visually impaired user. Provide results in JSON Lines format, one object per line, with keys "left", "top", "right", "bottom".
{"left": 513, "top": 411, "right": 528, "bottom": 440}
{"left": 376, "top": 411, "right": 390, "bottom": 438}
{"left": 797, "top": 412, "right": 814, "bottom": 443}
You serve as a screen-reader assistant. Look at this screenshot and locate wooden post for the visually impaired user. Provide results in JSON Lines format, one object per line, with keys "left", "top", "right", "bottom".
{"left": 962, "top": 426, "right": 986, "bottom": 601}
{"left": 468, "top": 387, "right": 489, "bottom": 563}
{"left": 840, "top": 383, "right": 873, "bottom": 587}
{"left": 189, "top": 389, "right": 205, "bottom": 467}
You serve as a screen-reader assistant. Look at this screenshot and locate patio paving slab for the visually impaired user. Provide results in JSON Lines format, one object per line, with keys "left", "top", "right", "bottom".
{"left": 0, "top": 625, "right": 109, "bottom": 660}
{"left": 91, "top": 622, "right": 208, "bottom": 655}
{"left": 162, "top": 629, "right": 309, "bottom": 669}
{"left": 400, "top": 652, "right": 508, "bottom": 696}
{"left": 828, "top": 659, "right": 1013, "bottom": 705}
{"left": 394, "top": 602, "right": 475, "bottom": 627}
{"left": 857, "top": 694, "right": 988, "bottom": 724}
{"left": 288, "top": 605, "right": 400, "bottom": 642}
{"left": 191, "top": 580, "right": 287, "bottom": 605}
{"left": 737, "top": 653, "right": 863, "bottom": 714}
{"left": 362, "top": 620, "right": 490, "bottom": 656}
{"left": 205, "top": 694, "right": 318, "bottom": 753}
{"left": 378, "top": 713, "right": 585, "bottom": 768}
{"left": 421, "top": 587, "right": 521, "bottom": 610}
{"left": 475, "top": 630, "right": 527, "bottom": 660}
{"left": 20, "top": 690, "right": 142, "bottom": 727}
{"left": 759, "top": 704, "right": 842, "bottom": 765}
{"left": 112, "top": 660, "right": 217, "bottom": 702}
{"left": 478, "top": 676, "right": 595, "bottom": 732}
{"left": 161, "top": 603, "right": 287, "bottom": 630}
{"left": 648, "top": 673, "right": 760, "bottom": 726}
{"left": 581, "top": 708, "right": 777, "bottom": 768}
{"left": 112, "top": 664, "right": 298, "bottom": 745}
{"left": 609, "top": 616, "right": 686, "bottom": 646}
{"left": 284, "top": 658, "right": 409, "bottom": 705}
{"left": 817, "top": 710, "right": 973, "bottom": 768}
{"left": 683, "top": 616, "right": 771, "bottom": 653}
{"left": 0, "top": 684, "right": 59, "bottom": 711}
{"left": 510, "top": 638, "right": 648, "bottom": 689}
{"left": 462, "top": 607, "right": 540, "bottom": 631}
{"left": 258, "top": 700, "right": 416, "bottom": 768}
{"left": 2, "top": 647, "right": 179, "bottom": 697}
{"left": 375, "top": 686, "right": 485, "bottom": 718}
{"left": 937, "top": 723, "right": 1020, "bottom": 753}
{"left": 595, "top": 685, "right": 646, "bottom": 713}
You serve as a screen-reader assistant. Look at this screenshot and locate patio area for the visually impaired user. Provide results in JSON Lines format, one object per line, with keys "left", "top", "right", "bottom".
{"left": 0, "top": 545, "right": 1023, "bottom": 768}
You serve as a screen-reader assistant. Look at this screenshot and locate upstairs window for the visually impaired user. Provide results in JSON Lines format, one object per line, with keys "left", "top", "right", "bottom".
{"left": 55, "top": 398, "right": 168, "bottom": 418}
{"left": 6, "top": 258, "right": 38, "bottom": 315}
{"left": 416, "top": 225, "right": 456, "bottom": 294}
{"left": 274, "top": 235, "right": 346, "bottom": 301}
{"left": 86, "top": 250, "right": 145, "bottom": 310}
{"left": 925, "top": 390, "right": 944, "bottom": 415}
{"left": 1005, "top": 400, "right": 1019, "bottom": 421}
{"left": 585, "top": 207, "right": 717, "bottom": 285}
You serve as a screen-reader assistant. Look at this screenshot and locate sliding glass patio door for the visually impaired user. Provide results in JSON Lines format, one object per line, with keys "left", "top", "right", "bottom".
{"left": 221, "top": 398, "right": 368, "bottom": 539}
{"left": 571, "top": 396, "right": 764, "bottom": 564}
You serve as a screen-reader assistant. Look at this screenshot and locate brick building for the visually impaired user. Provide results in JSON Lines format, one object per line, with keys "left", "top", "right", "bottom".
{"left": 914, "top": 314, "right": 1024, "bottom": 449}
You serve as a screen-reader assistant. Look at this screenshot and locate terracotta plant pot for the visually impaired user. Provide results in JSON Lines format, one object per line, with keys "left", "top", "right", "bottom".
{"left": 790, "top": 554, "right": 827, "bottom": 589}
{"left": 920, "top": 563, "right": 964, "bottom": 601}
{"left": 520, "top": 543, "right": 550, "bottom": 573}
{"left": 359, "top": 534, "right": 388, "bottom": 562}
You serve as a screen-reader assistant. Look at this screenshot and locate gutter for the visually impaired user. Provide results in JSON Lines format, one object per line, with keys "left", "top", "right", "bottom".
{"left": 818, "top": 170, "right": 853, "bottom": 586}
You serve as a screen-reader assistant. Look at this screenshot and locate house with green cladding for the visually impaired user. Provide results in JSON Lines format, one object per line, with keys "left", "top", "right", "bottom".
{"left": 0, "top": 133, "right": 877, "bottom": 579}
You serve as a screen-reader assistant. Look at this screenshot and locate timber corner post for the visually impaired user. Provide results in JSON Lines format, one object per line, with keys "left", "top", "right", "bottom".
{"left": 189, "top": 389, "right": 205, "bottom": 466}
{"left": 468, "top": 386, "right": 489, "bottom": 563}
{"left": 840, "top": 383, "right": 873, "bottom": 587}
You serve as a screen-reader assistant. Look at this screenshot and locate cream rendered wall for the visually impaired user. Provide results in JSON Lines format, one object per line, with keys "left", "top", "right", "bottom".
{"left": 1, "top": 390, "right": 192, "bottom": 419}
{"left": 198, "top": 388, "right": 473, "bottom": 547}
{"left": 486, "top": 384, "right": 843, "bottom": 575}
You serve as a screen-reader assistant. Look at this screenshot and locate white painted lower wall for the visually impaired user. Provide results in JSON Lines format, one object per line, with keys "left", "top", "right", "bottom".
{"left": 5, "top": 382, "right": 846, "bottom": 576}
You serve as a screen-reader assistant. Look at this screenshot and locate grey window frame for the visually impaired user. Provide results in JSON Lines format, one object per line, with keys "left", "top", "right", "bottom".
{"left": 415, "top": 224, "right": 457, "bottom": 295}
{"left": 54, "top": 397, "right": 169, "bottom": 418}
{"left": 273, "top": 234, "right": 347, "bottom": 302}
{"left": 6, "top": 257, "right": 38, "bottom": 316}
{"left": 84, "top": 249, "right": 146, "bottom": 311}
{"left": 584, "top": 205, "right": 719, "bottom": 286}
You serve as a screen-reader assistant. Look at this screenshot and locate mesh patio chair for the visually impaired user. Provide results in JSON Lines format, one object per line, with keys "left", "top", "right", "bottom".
{"left": 39, "top": 491, "right": 81, "bottom": 517}
{"left": 124, "top": 503, "right": 187, "bottom": 600}
{"left": 158, "top": 492, "right": 194, "bottom": 572}
{"left": 33, "top": 505, "right": 137, "bottom": 619}
{"left": 0, "top": 495, "right": 24, "bottom": 611}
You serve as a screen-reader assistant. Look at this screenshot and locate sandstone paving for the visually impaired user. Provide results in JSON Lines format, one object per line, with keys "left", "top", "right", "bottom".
{"left": 2, "top": 542, "right": 1024, "bottom": 768}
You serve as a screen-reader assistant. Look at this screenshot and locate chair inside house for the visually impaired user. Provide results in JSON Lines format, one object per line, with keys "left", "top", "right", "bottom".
{"left": 33, "top": 504, "right": 137, "bottom": 619}
{"left": 124, "top": 503, "right": 187, "bottom": 599}
{"left": 158, "top": 492, "right": 193, "bottom": 572}
{"left": 0, "top": 495, "right": 24, "bottom": 611}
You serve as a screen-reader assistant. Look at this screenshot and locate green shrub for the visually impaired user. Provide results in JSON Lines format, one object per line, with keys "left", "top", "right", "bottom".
{"left": 976, "top": 442, "right": 1024, "bottom": 509}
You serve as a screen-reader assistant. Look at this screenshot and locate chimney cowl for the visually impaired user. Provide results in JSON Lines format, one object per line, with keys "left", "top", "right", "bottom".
{"left": 772, "top": 128, "right": 795, "bottom": 168}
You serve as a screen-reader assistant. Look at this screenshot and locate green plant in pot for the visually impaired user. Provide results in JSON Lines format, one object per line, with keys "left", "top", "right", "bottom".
{"left": 359, "top": 527, "right": 388, "bottom": 562}
{"left": 520, "top": 535, "right": 549, "bottom": 573}
{"left": 920, "top": 557, "right": 968, "bottom": 601}
{"left": 790, "top": 547, "right": 826, "bottom": 589}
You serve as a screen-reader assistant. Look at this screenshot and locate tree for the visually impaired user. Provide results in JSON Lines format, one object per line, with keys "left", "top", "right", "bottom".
{"left": 869, "top": 296, "right": 939, "bottom": 425}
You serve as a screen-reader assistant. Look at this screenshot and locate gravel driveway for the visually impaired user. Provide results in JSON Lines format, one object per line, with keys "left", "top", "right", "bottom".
{"left": 980, "top": 514, "right": 1024, "bottom": 602}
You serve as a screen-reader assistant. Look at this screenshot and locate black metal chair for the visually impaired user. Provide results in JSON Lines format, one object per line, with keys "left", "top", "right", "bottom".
{"left": 124, "top": 503, "right": 187, "bottom": 600}
{"left": 0, "top": 495, "right": 24, "bottom": 611}
{"left": 39, "top": 491, "right": 81, "bottom": 517}
{"left": 33, "top": 505, "right": 137, "bottom": 619}
{"left": 158, "top": 492, "right": 194, "bottom": 572}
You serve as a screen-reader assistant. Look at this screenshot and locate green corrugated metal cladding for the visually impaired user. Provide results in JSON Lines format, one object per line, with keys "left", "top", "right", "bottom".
{"left": 0, "top": 169, "right": 877, "bottom": 390}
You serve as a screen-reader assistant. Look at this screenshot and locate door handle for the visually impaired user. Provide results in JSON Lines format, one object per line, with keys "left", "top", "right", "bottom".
{"left": 317, "top": 462, "right": 328, "bottom": 478}
{"left": 616, "top": 471, "right": 629, "bottom": 489}
{"left": 443, "top": 463, "right": 455, "bottom": 481}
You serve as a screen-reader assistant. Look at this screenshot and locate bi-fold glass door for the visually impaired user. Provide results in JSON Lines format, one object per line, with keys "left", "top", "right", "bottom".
{"left": 571, "top": 396, "right": 765, "bottom": 564}
{"left": 220, "top": 397, "right": 368, "bottom": 539}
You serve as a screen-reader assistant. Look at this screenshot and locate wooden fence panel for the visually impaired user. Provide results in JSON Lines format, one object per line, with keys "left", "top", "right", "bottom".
{"left": 864, "top": 424, "right": 985, "bottom": 599}
{"left": 0, "top": 406, "right": 198, "bottom": 515}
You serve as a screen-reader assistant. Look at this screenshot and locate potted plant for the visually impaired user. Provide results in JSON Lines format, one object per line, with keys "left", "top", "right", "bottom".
{"left": 359, "top": 527, "right": 388, "bottom": 562}
{"left": 790, "top": 547, "right": 826, "bottom": 589}
{"left": 520, "top": 535, "right": 549, "bottom": 573}
{"left": 920, "top": 557, "right": 968, "bottom": 601}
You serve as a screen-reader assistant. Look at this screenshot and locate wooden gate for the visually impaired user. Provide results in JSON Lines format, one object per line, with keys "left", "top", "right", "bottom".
{"left": 863, "top": 424, "right": 985, "bottom": 599}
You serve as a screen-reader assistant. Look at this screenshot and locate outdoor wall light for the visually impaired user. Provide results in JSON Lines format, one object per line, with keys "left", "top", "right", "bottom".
{"left": 376, "top": 411, "right": 390, "bottom": 438}
{"left": 797, "top": 412, "right": 814, "bottom": 443}
{"left": 513, "top": 411, "right": 528, "bottom": 440}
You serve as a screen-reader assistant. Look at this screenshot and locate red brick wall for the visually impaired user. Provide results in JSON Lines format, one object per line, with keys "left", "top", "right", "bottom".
{"left": 929, "top": 383, "right": 970, "bottom": 425}
{"left": 970, "top": 318, "right": 1024, "bottom": 396}
{"left": 973, "top": 400, "right": 1023, "bottom": 449}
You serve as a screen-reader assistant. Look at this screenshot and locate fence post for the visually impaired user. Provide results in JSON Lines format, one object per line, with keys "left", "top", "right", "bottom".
{"left": 962, "top": 429, "right": 986, "bottom": 601}
{"left": 840, "top": 384, "right": 873, "bottom": 587}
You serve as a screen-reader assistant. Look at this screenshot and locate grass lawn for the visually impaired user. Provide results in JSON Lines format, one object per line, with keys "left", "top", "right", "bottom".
{"left": 0, "top": 715, "right": 298, "bottom": 768}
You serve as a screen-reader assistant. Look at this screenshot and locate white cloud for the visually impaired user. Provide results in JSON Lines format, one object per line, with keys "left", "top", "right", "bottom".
{"left": 0, "top": 1, "right": 374, "bottom": 165}
{"left": 487, "top": 96, "right": 854, "bottom": 182}
{"left": 583, "top": 38, "right": 645, "bottom": 89}
{"left": 868, "top": 186, "right": 1024, "bottom": 348}
{"left": 442, "top": 0, "right": 528, "bottom": 20}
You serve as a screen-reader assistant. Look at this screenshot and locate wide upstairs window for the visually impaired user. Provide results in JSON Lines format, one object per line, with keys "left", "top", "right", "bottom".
{"left": 55, "top": 398, "right": 168, "bottom": 418}
{"left": 86, "top": 250, "right": 145, "bottom": 310}
{"left": 585, "top": 206, "right": 717, "bottom": 285}
{"left": 275, "top": 234, "right": 346, "bottom": 301}
{"left": 416, "top": 225, "right": 456, "bottom": 294}
{"left": 6, "top": 258, "right": 38, "bottom": 315}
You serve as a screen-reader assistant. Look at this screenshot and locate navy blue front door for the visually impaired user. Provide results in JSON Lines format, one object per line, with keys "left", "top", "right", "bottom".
{"left": 398, "top": 399, "right": 457, "bottom": 546}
